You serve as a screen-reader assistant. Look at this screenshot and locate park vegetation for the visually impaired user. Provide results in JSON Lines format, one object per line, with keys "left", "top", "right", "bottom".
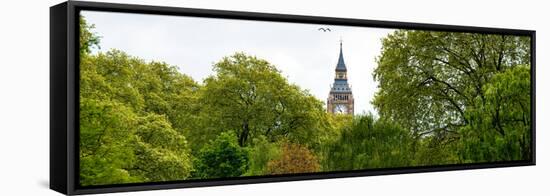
{"left": 78, "top": 16, "right": 532, "bottom": 186}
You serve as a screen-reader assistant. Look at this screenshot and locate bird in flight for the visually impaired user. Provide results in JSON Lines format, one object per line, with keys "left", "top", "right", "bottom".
{"left": 318, "top": 27, "right": 331, "bottom": 32}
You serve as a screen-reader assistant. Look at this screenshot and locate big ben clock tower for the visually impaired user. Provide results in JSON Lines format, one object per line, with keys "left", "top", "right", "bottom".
{"left": 327, "top": 41, "right": 354, "bottom": 115}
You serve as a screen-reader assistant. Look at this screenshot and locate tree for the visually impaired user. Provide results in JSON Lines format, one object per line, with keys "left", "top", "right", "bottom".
{"left": 457, "top": 65, "right": 531, "bottom": 162}
{"left": 266, "top": 142, "right": 320, "bottom": 174}
{"left": 79, "top": 98, "right": 141, "bottom": 186}
{"left": 314, "top": 113, "right": 351, "bottom": 166}
{"left": 79, "top": 99, "right": 193, "bottom": 185}
{"left": 200, "top": 53, "right": 326, "bottom": 147}
{"left": 79, "top": 15, "right": 100, "bottom": 56}
{"left": 373, "top": 30, "right": 530, "bottom": 139}
{"left": 192, "top": 132, "right": 250, "bottom": 178}
{"left": 412, "top": 135, "right": 459, "bottom": 166}
{"left": 130, "top": 114, "right": 193, "bottom": 182}
{"left": 246, "top": 135, "right": 281, "bottom": 176}
{"left": 79, "top": 17, "right": 195, "bottom": 185}
{"left": 79, "top": 52, "right": 196, "bottom": 185}
{"left": 323, "top": 115, "right": 414, "bottom": 171}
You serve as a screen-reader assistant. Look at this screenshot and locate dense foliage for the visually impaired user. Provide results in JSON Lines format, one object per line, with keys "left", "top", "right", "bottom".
{"left": 245, "top": 135, "right": 281, "bottom": 176}
{"left": 457, "top": 65, "right": 531, "bottom": 162}
{"left": 79, "top": 16, "right": 532, "bottom": 186}
{"left": 266, "top": 142, "right": 321, "bottom": 174}
{"left": 200, "top": 53, "right": 326, "bottom": 147}
{"left": 79, "top": 17, "right": 195, "bottom": 186}
{"left": 373, "top": 30, "right": 531, "bottom": 164}
{"left": 374, "top": 30, "right": 530, "bottom": 138}
{"left": 323, "top": 115, "right": 414, "bottom": 171}
{"left": 192, "top": 132, "right": 249, "bottom": 179}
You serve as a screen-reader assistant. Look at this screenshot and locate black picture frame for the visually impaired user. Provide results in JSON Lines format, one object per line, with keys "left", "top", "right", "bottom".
{"left": 50, "top": 1, "right": 536, "bottom": 195}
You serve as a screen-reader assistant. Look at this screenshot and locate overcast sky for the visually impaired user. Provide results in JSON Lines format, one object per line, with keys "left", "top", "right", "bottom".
{"left": 82, "top": 10, "right": 395, "bottom": 115}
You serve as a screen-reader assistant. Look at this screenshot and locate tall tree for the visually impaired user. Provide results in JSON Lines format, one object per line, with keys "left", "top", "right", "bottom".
{"left": 457, "top": 65, "right": 531, "bottom": 162}
{"left": 200, "top": 53, "right": 326, "bottom": 147}
{"left": 373, "top": 30, "right": 530, "bottom": 139}
{"left": 79, "top": 17, "right": 196, "bottom": 184}
{"left": 79, "top": 51, "right": 195, "bottom": 185}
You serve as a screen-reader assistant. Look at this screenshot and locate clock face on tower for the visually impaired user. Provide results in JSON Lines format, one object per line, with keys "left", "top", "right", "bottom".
{"left": 333, "top": 104, "right": 348, "bottom": 114}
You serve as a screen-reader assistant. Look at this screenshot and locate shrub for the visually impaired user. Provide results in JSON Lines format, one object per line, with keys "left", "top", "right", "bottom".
{"left": 192, "top": 132, "right": 249, "bottom": 178}
{"left": 266, "top": 142, "right": 320, "bottom": 174}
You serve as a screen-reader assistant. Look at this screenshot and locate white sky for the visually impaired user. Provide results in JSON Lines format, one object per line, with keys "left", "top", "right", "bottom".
{"left": 82, "top": 11, "right": 395, "bottom": 115}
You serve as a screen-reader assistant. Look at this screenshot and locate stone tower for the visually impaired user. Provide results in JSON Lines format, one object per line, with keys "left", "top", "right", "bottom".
{"left": 327, "top": 41, "right": 354, "bottom": 115}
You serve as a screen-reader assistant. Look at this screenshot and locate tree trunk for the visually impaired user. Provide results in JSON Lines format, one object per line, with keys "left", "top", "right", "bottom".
{"left": 239, "top": 121, "right": 249, "bottom": 146}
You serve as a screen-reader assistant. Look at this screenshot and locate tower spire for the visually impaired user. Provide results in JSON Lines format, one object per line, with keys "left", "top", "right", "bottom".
{"left": 336, "top": 38, "right": 347, "bottom": 71}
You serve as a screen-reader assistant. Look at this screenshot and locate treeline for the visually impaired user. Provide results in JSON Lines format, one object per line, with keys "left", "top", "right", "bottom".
{"left": 79, "top": 17, "right": 332, "bottom": 185}
{"left": 79, "top": 17, "right": 531, "bottom": 186}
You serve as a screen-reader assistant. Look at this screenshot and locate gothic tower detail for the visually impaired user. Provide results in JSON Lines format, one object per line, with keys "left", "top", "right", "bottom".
{"left": 327, "top": 41, "right": 354, "bottom": 115}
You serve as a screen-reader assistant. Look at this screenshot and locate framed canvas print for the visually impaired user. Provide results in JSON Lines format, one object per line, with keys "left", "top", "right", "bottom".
{"left": 50, "top": 1, "right": 536, "bottom": 195}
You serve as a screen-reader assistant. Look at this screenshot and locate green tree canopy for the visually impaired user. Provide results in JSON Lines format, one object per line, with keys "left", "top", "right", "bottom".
{"left": 323, "top": 115, "right": 414, "bottom": 171}
{"left": 457, "top": 65, "right": 531, "bottom": 162}
{"left": 200, "top": 53, "right": 326, "bottom": 147}
{"left": 79, "top": 98, "right": 141, "bottom": 185}
{"left": 79, "top": 26, "right": 196, "bottom": 185}
{"left": 192, "top": 132, "right": 249, "bottom": 179}
{"left": 79, "top": 50, "right": 196, "bottom": 185}
{"left": 246, "top": 135, "right": 281, "bottom": 176}
{"left": 373, "top": 30, "right": 530, "bottom": 139}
